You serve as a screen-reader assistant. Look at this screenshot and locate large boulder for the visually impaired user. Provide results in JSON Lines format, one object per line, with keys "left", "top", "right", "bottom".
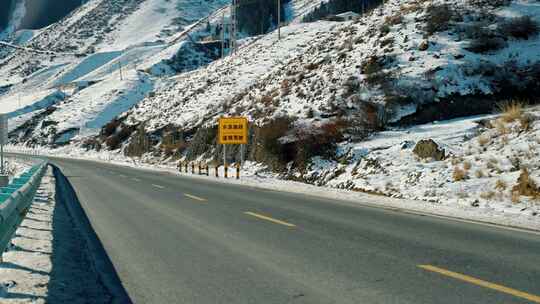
{"left": 413, "top": 139, "right": 446, "bottom": 161}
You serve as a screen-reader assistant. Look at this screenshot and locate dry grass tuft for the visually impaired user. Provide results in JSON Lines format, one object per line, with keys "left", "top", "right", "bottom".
{"left": 477, "top": 134, "right": 490, "bottom": 146}
{"left": 511, "top": 190, "right": 521, "bottom": 204}
{"left": 475, "top": 169, "right": 485, "bottom": 178}
{"left": 450, "top": 157, "right": 461, "bottom": 166}
{"left": 494, "top": 119, "right": 509, "bottom": 135}
{"left": 495, "top": 179, "right": 507, "bottom": 191}
{"left": 463, "top": 161, "right": 472, "bottom": 171}
{"left": 480, "top": 191, "right": 496, "bottom": 200}
{"left": 498, "top": 101, "right": 524, "bottom": 123}
{"left": 453, "top": 166, "right": 468, "bottom": 181}
{"left": 519, "top": 114, "right": 534, "bottom": 131}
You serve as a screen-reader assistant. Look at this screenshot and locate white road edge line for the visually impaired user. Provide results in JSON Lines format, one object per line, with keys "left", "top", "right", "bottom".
{"left": 152, "top": 184, "right": 165, "bottom": 189}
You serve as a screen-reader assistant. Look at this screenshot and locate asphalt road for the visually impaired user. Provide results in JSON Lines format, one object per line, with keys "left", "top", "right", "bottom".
{"left": 47, "top": 157, "right": 540, "bottom": 304}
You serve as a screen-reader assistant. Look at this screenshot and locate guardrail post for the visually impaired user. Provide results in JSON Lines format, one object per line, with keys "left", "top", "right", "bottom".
{"left": 215, "top": 165, "right": 219, "bottom": 178}
{"left": 236, "top": 163, "right": 240, "bottom": 180}
{"left": 224, "top": 165, "right": 228, "bottom": 179}
{"left": 178, "top": 161, "right": 183, "bottom": 173}
{"left": 198, "top": 162, "right": 202, "bottom": 175}
{"left": 191, "top": 163, "right": 195, "bottom": 174}
{"left": 206, "top": 164, "right": 209, "bottom": 176}
{"left": 184, "top": 162, "right": 188, "bottom": 173}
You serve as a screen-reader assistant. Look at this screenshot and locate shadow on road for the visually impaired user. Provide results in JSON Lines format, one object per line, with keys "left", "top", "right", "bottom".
{"left": 49, "top": 165, "right": 132, "bottom": 304}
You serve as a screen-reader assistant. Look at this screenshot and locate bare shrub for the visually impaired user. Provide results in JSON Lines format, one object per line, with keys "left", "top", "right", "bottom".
{"left": 281, "top": 79, "right": 291, "bottom": 96}
{"left": 463, "top": 22, "right": 506, "bottom": 53}
{"left": 360, "top": 55, "right": 383, "bottom": 75}
{"left": 466, "top": 36, "right": 506, "bottom": 53}
{"left": 101, "top": 118, "right": 121, "bottom": 137}
{"left": 304, "top": 62, "right": 319, "bottom": 71}
{"left": 260, "top": 94, "right": 274, "bottom": 106}
{"left": 501, "top": 16, "right": 539, "bottom": 40}
{"left": 470, "top": 0, "right": 510, "bottom": 8}
{"left": 480, "top": 191, "right": 496, "bottom": 200}
{"left": 425, "top": 4, "right": 453, "bottom": 35}
{"left": 400, "top": 2, "right": 423, "bottom": 14}
{"left": 385, "top": 14, "right": 403, "bottom": 26}
{"left": 463, "top": 161, "right": 472, "bottom": 171}
{"left": 379, "top": 24, "right": 391, "bottom": 37}
{"left": 512, "top": 168, "right": 540, "bottom": 198}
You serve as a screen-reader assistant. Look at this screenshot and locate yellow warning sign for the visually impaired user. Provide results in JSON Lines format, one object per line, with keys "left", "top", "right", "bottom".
{"left": 218, "top": 117, "right": 248, "bottom": 145}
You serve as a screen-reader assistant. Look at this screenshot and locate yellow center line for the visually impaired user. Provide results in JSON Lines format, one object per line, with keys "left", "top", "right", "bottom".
{"left": 244, "top": 211, "right": 296, "bottom": 228}
{"left": 184, "top": 193, "right": 207, "bottom": 202}
{"left": 418, "top": 265, "right": 540, "bottom": 303}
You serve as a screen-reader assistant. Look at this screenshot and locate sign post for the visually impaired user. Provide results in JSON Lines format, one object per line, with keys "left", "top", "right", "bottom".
{"left": 0, "top": 114, "right": 7, "bottom": 175}
{"left": 218, "top": 117, "right": 248, "bottom": 175}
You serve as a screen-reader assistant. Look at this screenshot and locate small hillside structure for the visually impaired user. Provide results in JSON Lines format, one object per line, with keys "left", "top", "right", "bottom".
{"left": 335, "top": 12, "right": 360, "bottom": 21}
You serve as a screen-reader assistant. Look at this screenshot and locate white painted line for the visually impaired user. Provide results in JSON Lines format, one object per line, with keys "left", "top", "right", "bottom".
{"left": 152, "top": 184, "right": 165, "bottom": 189}
{"left": 184, "top": 193, "right": 207, "bottom": 202}
{"left": 132, "top": 178, "right": 141, "bottom": 182}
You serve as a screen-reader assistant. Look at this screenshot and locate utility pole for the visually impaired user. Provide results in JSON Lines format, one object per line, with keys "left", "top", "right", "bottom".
{"left": 221, "top": 10, "right": 225, "bottom": 58}
{"left": 231, "top": 0, "right": 237, "bottom": 54}
{"left": 277, "top": 0, "right": 281, "bottom": 40}
{"left": 119, "top": 60, "right": 124, "bottom": 81}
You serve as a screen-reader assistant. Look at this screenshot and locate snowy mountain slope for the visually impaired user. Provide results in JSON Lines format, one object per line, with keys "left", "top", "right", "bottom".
{"left": 1, "top": 0, "right": 332, "bottom": 146}
{"left": 0, "top": 0, "right": 231, "bottom": 140}
{"left": 127, "top": 21, "right": 338, "bottom": 130}
{"left": 3, "top": 0, "right": 539, "bottom": 158}
{"left": 117, "top": 0, "right": 540, "bottom": 137}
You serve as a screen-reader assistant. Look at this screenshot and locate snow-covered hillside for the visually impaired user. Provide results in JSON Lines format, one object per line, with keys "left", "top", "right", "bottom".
{"left": 106, "top": 0, "right": 540, "bottom": 160}
{"left": 0, "top": 0, "right": 332, "bottom": 146}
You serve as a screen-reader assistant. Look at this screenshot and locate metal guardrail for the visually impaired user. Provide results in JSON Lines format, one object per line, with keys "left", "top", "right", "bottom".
{"left": 0, "top": 162, "right": 48, "bottom": 260}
